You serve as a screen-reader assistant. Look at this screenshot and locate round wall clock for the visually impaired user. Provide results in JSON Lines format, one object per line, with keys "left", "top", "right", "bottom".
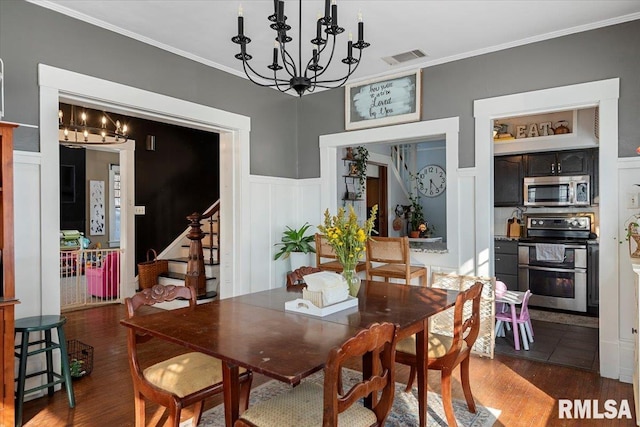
{"left": 417, "top": 164, "right": 446, "bottom": 197}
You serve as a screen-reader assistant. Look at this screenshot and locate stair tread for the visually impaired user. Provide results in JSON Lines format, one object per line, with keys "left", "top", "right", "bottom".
{"left": 198, "top": 291, "right": 218, "bottom": 300}
{"left": 160, "top": 271, "right": 216, "bottom": 281}
{"left": 181, "top": 244, "right": 219, "bottom": 249}
{"left": 167, "top": 257, "right": 220, "bottom": 266}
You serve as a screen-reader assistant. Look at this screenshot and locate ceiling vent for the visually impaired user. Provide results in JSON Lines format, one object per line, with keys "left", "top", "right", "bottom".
{"left": 382, "top": 49, "right": 427, "bottom": 66}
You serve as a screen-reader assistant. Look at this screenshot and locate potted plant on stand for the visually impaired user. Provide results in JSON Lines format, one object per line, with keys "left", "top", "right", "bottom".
{"left": 274, "top": 223, "right": 316, "bottom": 271}
{"left": 408, "top": 195, "right": 425, "bottom": 238}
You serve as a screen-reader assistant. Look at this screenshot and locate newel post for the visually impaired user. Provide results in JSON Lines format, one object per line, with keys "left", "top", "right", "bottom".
{"left": 185, "top": 212, "right": 206, "bottom": 297}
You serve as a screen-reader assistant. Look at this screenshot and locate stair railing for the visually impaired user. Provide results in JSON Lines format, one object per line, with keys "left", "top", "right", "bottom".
{"left": 185, "top": 201, "right": 219, "bottom": 297}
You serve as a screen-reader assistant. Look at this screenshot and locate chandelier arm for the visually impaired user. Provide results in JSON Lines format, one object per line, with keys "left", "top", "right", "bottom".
{"left": 305, "top": 33, "right": 338, "bottom": 80}
{"left": 314, "top": 52, "right": 363, "bottom": 86}
{"left": 278, "top": 40, "right": 299, "bottom": 77}
{"left": 242, "top": 60, "right": 290, "bottom": 86}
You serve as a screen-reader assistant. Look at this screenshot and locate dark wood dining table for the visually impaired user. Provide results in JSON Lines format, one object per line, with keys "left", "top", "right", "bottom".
{"left": 120, "top": 280, "right": 458, "bottom": 427}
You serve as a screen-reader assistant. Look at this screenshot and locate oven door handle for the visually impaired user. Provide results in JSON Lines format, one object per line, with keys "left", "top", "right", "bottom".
{"left": 518, "top": 243, "right": 586, "bottom": 250}
{"left": 520, "top": 265, "right": 586, "bottom": 274}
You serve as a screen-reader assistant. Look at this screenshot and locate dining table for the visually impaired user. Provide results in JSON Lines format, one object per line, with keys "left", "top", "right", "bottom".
{"left": 120, "top": 280, "right": 458, "bottom": 427}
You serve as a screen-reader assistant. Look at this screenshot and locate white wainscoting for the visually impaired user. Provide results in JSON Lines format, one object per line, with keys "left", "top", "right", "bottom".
{"left": 14, "top": 151, "right": 44, "bottom": 319}
{"left": 617, "top": 157, "right": 640, "bottom": 382}
{"left": 248, "top": 175, "right": 322, "bottom": 294}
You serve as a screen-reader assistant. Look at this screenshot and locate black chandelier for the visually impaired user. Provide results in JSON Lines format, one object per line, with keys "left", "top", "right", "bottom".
{"left": 232, "top": 0, "right": 370, "bottom": 97}
{"left": 58, "top": 105, "right": 129, "bottom": 145}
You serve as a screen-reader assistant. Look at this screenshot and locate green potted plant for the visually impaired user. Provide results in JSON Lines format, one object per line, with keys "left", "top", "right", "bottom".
{"left": 350, "top": 146, "right": 369, "bottom": 198}
{"left": 408, "top": 195, "right": 425, "bottom": 238}
{"left": 274, "top": 223, "right": 316, "bottom": 270}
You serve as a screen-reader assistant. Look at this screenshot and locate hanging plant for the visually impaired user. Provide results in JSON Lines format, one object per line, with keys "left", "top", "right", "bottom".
{"left": 351, "top": 146, "right": 369, "bottom": 198}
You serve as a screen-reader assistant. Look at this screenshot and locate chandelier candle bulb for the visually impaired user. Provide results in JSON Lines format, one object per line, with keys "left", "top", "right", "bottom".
{"left": 58, "top": 110, "right": 63, "bottom": 124}
{"left": 81, "top": 112, "right": 87, "bottom": 125}
{"left": 332, "top": 2, "right": 338, "bottom": 27}
{"left": 277, "top": 1, "right": 284, "bottom": 23}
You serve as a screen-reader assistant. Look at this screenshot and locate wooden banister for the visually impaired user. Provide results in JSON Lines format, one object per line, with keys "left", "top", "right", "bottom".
{"left": 185, "top": 202, "right": 219, "bottom": 297}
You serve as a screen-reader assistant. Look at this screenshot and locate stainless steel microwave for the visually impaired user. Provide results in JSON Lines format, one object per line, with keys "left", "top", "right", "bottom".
{"left": 523, "top": 175, "right": 590, "bottom": 207}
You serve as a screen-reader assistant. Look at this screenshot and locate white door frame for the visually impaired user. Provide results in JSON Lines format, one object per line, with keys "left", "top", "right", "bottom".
{"left": 474, "top": 78, "right": 620, "bottom": 378}
{"left": 38, "top": 64, "right": 251, "bottom": 313}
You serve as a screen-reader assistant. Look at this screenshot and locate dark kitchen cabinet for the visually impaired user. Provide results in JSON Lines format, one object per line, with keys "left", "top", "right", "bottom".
{"left": 494, "top": 155, "right": 524, "bottom": 206}
{"left": 526, "top": 149, "right": 591, "bottom": 176}
{"left": 495, "top": 239, "right": 518, "bottom": 291}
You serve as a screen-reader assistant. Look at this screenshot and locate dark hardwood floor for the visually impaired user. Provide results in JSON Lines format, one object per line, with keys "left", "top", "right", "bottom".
{"left": 21, "top": 304, "right": 635, "bottom": 426}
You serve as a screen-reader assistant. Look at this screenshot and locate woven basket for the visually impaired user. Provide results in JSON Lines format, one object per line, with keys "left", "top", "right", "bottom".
{"left": 302, "top": 289, "right": 325, "bottom": 308}
{"left": 138, "top": 249, "right": 168, "bottom": 289}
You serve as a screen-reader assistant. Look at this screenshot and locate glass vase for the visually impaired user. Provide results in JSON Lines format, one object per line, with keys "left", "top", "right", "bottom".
{"left": 342, "top": 267, "right": 361, "bottom": 298}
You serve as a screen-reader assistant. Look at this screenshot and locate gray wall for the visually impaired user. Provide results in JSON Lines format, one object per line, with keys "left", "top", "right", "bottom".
{"left": 0, "top": 0, "right": 298, "bottom": 178}
{"left": 298, "top": 20, "right": 640, "bottom": 176}
{"left": 2, "top": 2, "right": 640, "bottom": 179}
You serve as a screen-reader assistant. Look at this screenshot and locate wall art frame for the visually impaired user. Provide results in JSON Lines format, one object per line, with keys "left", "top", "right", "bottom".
{"left": 345, "top": 69, "right": 422, "bottom": 131}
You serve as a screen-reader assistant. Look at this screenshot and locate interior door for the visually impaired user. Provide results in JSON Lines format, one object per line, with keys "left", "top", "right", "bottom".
{"left": 366, "top": 164, "right": 387, "bottom": 236}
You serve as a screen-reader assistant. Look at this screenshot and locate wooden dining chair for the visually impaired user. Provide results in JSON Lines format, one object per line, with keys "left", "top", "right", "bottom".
{"left": 395, "top": 282, "right": 483, "bottom": 427}
{"left": 315, "top": 233, "right": 366, "bottom": 273}
{"left": 234, "top": 322, "right": 397, "bottom": 427}
{"left": 124, "top": 284, "right": 253, "bottom": 427}
{"left": 365, "top": 236, "right": 427, "bottom": 286}
{"left": 286, "top": 266, "right": 322, "bottom": 290}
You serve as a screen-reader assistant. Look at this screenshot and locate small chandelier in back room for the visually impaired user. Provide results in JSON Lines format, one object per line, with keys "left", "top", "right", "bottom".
{"left": 231, "top": 0, "right": 369, "bottom": 97}
{"left": 58, "top": 104, "right": 129, "bottom": 145}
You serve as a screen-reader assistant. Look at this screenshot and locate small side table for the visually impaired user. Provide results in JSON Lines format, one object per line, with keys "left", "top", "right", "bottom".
{"left": 14, "top": 315, "right": 75, "bottom": 427}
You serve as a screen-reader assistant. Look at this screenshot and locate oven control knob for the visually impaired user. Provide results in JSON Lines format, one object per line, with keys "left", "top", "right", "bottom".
{"left": 531, "top": 220, "right": 537, "bottom": 225}
{"left": 538, "top": 220, "right": 544, "bottom": 225}
{"left": 571, "top": 220, "right": 578, "bottom": 226}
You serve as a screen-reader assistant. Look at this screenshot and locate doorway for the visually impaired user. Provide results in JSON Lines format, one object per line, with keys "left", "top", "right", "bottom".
{"left": 39, "top": 64, "right": 250, "bottom": 316}
{"left": 366, "top": 163, "right": 388, "bottom": 236}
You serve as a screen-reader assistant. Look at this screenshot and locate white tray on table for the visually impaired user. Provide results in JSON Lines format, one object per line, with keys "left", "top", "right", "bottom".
{"left": 285, "top": 296, "right": 358, "bottom": 317}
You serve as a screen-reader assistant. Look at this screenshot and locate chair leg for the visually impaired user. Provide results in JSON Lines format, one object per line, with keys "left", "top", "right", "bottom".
{"left": 240, "top": 371, "right": 254, "bottom": 412}
{"left": 405, "top": 365, "right": 416, "bottom": 393}
{"left": 460, "top": 357, "right": 477, "bottom": 414}
{"left": 133, "top": 392, "right": 146, "bottom": 427}
{"left": 440, "top": 371, "right": 458, "bottom": 427}
{"left": 168, "top": 406, "right": 181, "bottom": 427}
{"left": 525, "top": 321, "right": 534, "bottom": 341}
{"left": 192, "top": 401, "right": 204, "bottom": 426}
{"left": 519, "top": 323, "right": 530, "bottom": 350}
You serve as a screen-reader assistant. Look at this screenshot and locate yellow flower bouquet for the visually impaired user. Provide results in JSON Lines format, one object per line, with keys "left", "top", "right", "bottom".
{"left": 318, "top": 204, "right": 378, "bottom": 296}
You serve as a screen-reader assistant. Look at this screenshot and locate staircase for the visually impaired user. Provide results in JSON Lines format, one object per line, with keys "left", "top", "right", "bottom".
{"left": 155, "top": 202, "right": 220, "bottom": 301}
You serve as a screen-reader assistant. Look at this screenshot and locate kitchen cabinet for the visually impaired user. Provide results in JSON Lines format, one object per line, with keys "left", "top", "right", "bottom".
{"left": 494, "top": 155, "right": 524, "bottom": 206}
{"left": 0, "top": 123, "right": 17, "bottom": 427}
{"left": 526, "top": 149, "right": 592, "bottom": 176}
{"left": 494, "top": 239, "right": 518, "bottom": 291}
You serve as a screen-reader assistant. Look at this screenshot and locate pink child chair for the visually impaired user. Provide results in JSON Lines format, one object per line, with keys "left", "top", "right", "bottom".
{"left": 495, "top": 289, "right": 534, "bottom": 350}
{"left": 86, "top": 251, "right": 120, "bottom": 298}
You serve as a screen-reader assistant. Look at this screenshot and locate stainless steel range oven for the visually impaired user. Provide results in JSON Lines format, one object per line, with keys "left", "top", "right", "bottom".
{"left": 518, "top": 215, "right": 591, "bottom": 313}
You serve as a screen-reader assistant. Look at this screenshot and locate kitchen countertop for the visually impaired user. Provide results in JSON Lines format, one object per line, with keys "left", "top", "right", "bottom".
{"left": 409, "top": 241, "right": 448, "bottom": 254}
{"left": 495, "top": 235, "right": 520, "bottom": 241}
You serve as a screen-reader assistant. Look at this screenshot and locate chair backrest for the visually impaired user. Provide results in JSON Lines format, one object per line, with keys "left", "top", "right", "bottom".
{"left": 518, "top": 290, "right": 532, "bottom": 322}
{"left": 125, "top": 284, "right": 196, "bottom": 318}
{"left": 124, "top": 284, "right": 198, "bottom": 382}
{"left": 103, "top": 251, "right": 120, "bottom": 282}
{"left": 366, "top": 236, "right": 409, "bottom": 264}
{"left": 322, "top": 322, "right": 397, "bottom": 426}
{"left": 286, "top": 266, "right": 322, "bottom": 289}
{"left": 315, "top": 233, "right": 338, "bottom": 263}
{"left": 438, "top": 282, "right": 483, "bottom": 364}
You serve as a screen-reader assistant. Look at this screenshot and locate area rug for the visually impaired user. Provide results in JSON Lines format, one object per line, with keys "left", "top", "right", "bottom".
{"left": 199, "top": 368, "right": 500, "bottom": 426}
{"left": 529, "top": 308, "right": 599, "bottom": 328}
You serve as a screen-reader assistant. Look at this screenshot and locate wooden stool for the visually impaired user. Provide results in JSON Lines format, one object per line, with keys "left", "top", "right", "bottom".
{"left": 14, "top": 315, "right": 75, "bottom": 427}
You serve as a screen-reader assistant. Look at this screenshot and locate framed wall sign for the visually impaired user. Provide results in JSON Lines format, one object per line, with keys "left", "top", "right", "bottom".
{"left": 345, "top": 69, "right": 422, "bottom": 131}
